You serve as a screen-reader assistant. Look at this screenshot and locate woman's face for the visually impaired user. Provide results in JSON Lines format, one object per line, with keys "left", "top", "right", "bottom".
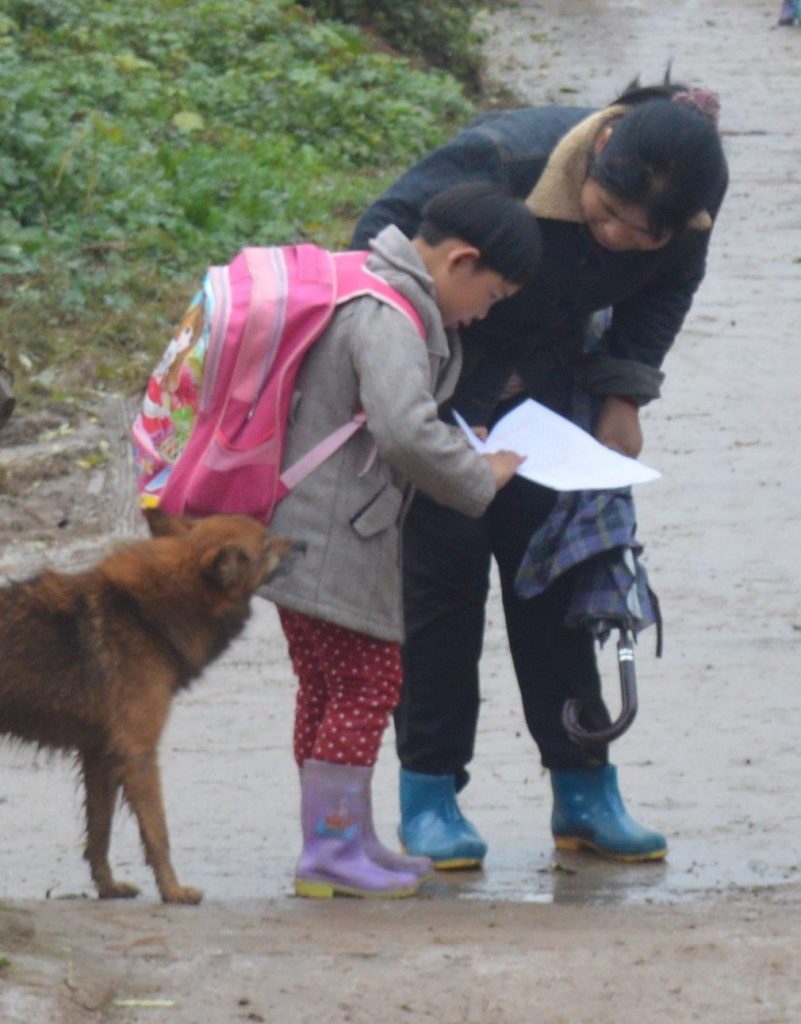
{"left": 580, "top": 179, "right": 673, "bottom": 253}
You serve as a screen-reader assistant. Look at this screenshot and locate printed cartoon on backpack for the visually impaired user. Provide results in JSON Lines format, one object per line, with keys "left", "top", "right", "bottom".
{"left": 133, "top": 289, "right": 210, "bottom": 506}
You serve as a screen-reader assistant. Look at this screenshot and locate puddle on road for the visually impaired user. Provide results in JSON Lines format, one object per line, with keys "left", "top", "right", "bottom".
{"left": 414, "top": 839, "right": 801, "bottom": 907}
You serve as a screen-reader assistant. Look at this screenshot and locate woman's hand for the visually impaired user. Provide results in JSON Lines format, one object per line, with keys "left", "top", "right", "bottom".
{"left": 484, "top": 450, "right": 526, "bottom": 490}
{"left": 594, "top": 396, "right": 643, "bottom": 457}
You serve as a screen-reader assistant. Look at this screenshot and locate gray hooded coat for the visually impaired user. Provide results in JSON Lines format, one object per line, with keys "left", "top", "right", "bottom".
{"left": 260, "top": 225, "right": 496, "bottom": 641}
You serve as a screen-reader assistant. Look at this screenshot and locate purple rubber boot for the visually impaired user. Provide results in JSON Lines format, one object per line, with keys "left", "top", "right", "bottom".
{"left": 295, "top": 759, "right": 421, "bottom": 898}
{"left": 364, "top": 785, "right": 434, "bottom": 881}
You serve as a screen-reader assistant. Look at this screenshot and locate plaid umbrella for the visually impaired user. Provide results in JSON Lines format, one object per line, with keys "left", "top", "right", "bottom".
{"left": 514, "top": 486, "right": 661, "bottom": 651}
{"left": 515, "top": 485, "right": 661, "bottom": 748}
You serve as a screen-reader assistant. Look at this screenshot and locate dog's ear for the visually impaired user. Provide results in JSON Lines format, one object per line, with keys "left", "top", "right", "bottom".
{"left": 144, "top": 506, "right": 195, "bottom": 538}
{"left": 201, "top": 544, "right": 248, "bottom": 589}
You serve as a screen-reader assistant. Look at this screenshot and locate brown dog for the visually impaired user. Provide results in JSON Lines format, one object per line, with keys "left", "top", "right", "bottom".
{"left": 0, "top": 508, "right": 300, "bottom": 904}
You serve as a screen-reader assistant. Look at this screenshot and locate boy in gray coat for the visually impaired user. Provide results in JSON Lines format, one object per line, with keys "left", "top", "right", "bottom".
{"left": 260, "top": 183, "right": 541, "bottom": 899}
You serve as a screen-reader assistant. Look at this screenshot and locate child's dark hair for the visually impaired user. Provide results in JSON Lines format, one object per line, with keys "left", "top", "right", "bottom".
{"left": 417, "top": 182, "right": 541, "bottom": 286}
{"left": 590, "top": 74, "right": 726, "bottom": 238}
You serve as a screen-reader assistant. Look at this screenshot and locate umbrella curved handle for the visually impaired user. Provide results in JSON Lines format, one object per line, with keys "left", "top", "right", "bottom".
{"left": 561, "top": 628, "right": 638, "bottom": 748}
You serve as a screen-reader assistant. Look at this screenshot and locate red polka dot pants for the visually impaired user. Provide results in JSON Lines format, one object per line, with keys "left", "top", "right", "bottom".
{"left": 278, "top": 607, "right": 403, "bottom": 768}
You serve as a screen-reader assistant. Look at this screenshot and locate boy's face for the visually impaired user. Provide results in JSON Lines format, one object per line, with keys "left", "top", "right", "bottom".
{"left": 435, "top": 258, "right": 519, "bottom": 330}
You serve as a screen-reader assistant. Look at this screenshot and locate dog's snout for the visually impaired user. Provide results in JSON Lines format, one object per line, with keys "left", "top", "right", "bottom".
{"left": 260, "top": 535, "right": 307, "bottom": 556}
{"left": 260, "top": 536, "right": 307, "bottom": 583}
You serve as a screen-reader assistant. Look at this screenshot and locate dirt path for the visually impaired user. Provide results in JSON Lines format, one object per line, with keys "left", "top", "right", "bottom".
{"left": 3, "top": 1, "right": 801, "bottom": 1021}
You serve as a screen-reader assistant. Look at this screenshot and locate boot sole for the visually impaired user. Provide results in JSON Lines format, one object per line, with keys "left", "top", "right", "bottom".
{"left": 400, "top": 845, "right": 483, "bottom": 871}
{"left": 554, "top": 835, "right": 667, "bottom": 862}
{"left": 294, "top": 878, "right": 419, "bottom": 899}
{"left": 432, "top": 857, "right": 484, "bottom": 871}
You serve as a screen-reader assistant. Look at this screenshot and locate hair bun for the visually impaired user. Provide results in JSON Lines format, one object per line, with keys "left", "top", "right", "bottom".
{"left": 672, "top": 88, "right": 721, "bottom": 127}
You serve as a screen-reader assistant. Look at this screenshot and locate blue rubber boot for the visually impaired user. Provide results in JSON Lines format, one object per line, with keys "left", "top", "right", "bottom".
{"left": 550, "top": 764, "right": 667, "bottom": 862}
{"left": 398, "top": 768, "right": 487, "bottom": 870}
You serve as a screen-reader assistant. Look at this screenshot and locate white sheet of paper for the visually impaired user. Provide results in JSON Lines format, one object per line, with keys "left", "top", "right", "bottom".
{"left": 453, "top": 399, "right": 660, "bottom": 491}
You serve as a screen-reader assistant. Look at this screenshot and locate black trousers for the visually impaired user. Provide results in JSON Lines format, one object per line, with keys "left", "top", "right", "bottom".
{"left": 395, "top": 477, "right": 612, "bottom": 789}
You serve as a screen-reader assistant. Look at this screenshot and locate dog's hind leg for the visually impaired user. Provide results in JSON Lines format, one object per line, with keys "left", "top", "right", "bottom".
{"left": 81, "top": 749, "right": 140, "bottom": 899}
{"left": 118, "top": 749, "right": 203, "bottom": 905}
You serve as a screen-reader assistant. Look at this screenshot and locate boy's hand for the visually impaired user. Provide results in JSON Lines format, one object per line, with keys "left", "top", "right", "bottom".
{"left": 484, "top": 450, "right": 526, "bottom": 490}
{"left": 594, "top": 396, "right": 643, "bottom": 458}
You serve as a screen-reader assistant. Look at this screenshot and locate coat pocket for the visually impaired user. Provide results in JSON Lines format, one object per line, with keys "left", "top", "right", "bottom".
{"left": 349, "top": 482, "right": 403, "bottom": 539}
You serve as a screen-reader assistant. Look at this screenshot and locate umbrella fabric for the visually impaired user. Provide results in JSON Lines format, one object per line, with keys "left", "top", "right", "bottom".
{"left": 514, "top": 486, "right": 661, "bottom": 649}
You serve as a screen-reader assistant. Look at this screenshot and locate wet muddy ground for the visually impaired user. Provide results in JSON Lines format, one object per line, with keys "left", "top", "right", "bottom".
{"left": 2, "top": 1, "right": 801, "bottom": 1021}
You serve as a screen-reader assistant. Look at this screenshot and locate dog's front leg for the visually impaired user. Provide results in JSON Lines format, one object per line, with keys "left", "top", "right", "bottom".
{"left": 81, "top": 749, "right": 140, "bottom": 899}
{"left": 118, "top": 751, "right": 203, "bottom": 904}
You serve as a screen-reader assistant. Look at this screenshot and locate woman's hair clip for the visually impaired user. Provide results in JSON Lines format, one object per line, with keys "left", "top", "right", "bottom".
{"left": 672, "top": 88, "right": 721, "bottom": 127}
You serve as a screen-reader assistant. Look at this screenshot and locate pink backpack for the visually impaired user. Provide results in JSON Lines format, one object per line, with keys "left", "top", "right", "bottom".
{"left": 132, "top": 244, "right": 424, "bottom": 523}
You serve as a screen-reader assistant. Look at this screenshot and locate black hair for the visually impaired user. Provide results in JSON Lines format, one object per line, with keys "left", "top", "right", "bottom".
{"left": 590, "top": 75, "right": 726, "bottom": 237}
{"left": 610, "top": 70, "right": 689, "bottom": 107}
{"left": 416, "top": 182, "right": 541, "bottom": 286}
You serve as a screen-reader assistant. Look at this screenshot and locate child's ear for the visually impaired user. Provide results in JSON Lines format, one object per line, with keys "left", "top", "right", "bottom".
{"left": 445, "top": 244, "right": 481, "bottom": 274}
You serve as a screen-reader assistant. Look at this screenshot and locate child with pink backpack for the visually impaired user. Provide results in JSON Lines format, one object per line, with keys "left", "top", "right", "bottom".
{"left": 134, "top": 182, "right": 541, "bottom": 899}
{"left": 261, "top": 183, "right": 541, "bottom": 899}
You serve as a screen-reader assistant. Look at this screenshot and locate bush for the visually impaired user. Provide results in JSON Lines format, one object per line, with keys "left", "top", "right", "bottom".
{"left": 297, "top": 0, "right": 489, "bottom": 91}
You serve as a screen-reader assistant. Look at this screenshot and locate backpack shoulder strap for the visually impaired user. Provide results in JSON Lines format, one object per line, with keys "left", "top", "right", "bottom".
{"left": 332, "top": 251, "right": 425, "bottom": 336}
{"left": 279, "top": 253, "right": 426, "bottom": 495}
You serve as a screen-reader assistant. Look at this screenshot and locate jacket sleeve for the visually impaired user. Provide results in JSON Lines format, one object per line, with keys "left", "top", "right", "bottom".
{"left": 351, "top": 107, "right": 588, "bottom": 249}
{"left": 351, "top": 129, "right": 510, "bottom": 248}
{"left": 574, "top": 236, "right": 708, "bottom": 402}
{"left": 343, "top": 301, "right": 496, "bottom": 517}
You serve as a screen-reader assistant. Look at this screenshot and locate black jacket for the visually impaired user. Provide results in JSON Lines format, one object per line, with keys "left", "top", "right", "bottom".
{"left": 352, "top": 105, "right": 728, "bottom": 424}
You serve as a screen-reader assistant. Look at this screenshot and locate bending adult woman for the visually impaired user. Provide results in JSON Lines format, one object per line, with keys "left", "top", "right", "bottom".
{"left": 351, "top": 78, "right": 728, "bottom": 868}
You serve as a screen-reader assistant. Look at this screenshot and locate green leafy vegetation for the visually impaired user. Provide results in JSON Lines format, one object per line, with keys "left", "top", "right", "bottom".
{"left": 297, "top": 0, "right": 492, "bottom": 91}
{"left": 1, "top": 0, "right": 478, "bottom": 405}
